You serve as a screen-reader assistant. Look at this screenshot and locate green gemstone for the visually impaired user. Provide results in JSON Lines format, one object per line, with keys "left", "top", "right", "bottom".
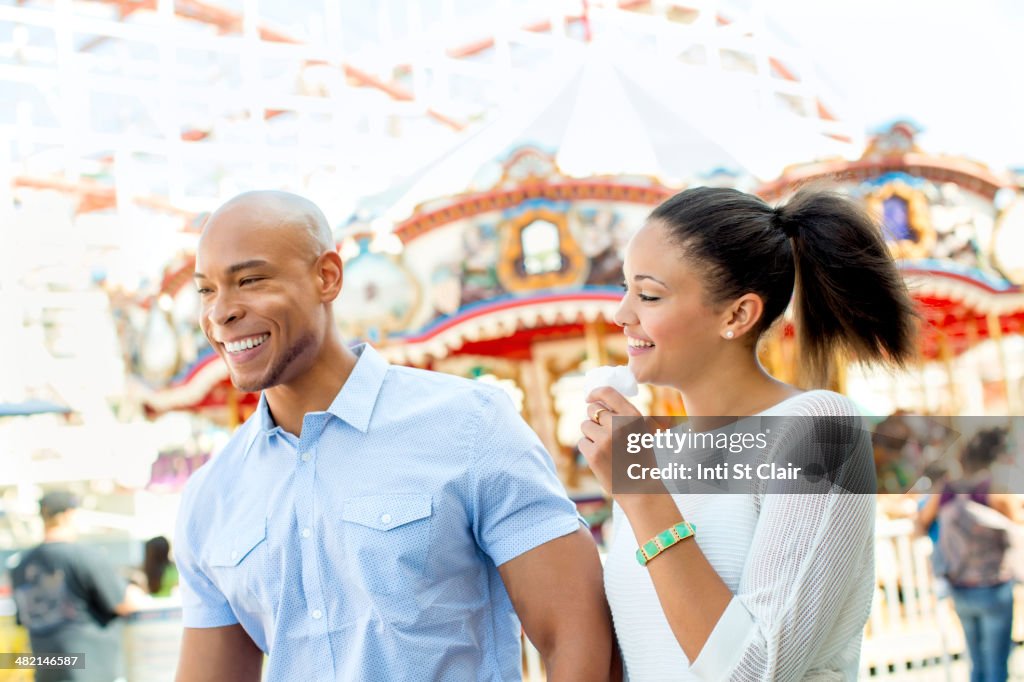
{"left": 656, "top": 529, "right": 677, "bottom": 548}
{"left": 642, "top": 540, "right": 660, "bottom": 558}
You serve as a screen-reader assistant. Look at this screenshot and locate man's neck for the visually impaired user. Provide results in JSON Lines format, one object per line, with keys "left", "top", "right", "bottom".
{"left": 265, "top": 340, "right": 359, "bottom": 438}
{"left": 43, "top": 525, "right": 76, "bottom": 543}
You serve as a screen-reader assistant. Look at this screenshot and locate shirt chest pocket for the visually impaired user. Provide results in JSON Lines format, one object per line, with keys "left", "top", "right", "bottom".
{"left": 208, "top": 520, "right": 272, "bottom": 615}
{"left": 341, "top": 494, "right": 433, "bottom": 596}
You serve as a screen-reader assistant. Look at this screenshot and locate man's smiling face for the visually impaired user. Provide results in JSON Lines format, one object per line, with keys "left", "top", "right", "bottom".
{"left": 194, "top": 197, "right": 329, "bottom": 393}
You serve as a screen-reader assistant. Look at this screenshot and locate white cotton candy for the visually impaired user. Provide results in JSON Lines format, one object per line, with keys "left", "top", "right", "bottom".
{"left": 583, "top": 365, "right": 639, "bottom": 397}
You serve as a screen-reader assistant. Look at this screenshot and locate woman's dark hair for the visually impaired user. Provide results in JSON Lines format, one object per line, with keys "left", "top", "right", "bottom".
{"left": 960, "top": 427, "right": 1007, "bottom": 474}
{"left": 143, "top": 535, "right": 172, "bottom": 595}
{"left": 648, "top": 185, "right": 918, "bottom": 385}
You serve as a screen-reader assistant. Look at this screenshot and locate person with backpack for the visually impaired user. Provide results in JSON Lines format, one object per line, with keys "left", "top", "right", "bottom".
{"left": 933, "top": 428, "right": 1022, "bottom": 682}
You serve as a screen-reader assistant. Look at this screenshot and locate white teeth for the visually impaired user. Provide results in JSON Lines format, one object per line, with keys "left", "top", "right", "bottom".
{"left": 628, "top": 338, "right": 654, "bottom": 348}
{"left": 225, "top": 334, "right": 269, "bottom": 354}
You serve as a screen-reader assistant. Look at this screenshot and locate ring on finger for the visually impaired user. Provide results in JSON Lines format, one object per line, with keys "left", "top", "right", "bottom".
{"left": 592, "top": 407, "right": 609, "bottom": 424}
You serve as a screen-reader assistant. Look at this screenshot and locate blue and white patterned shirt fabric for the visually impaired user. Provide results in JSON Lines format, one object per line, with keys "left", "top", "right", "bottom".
{"left": 174, "top": 343, "right": 581, "bottom": 681}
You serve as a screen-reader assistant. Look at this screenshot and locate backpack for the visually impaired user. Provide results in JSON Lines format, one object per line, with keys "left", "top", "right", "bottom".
{"left": 937, "top": 488, "right": 1023, "bottom": 587}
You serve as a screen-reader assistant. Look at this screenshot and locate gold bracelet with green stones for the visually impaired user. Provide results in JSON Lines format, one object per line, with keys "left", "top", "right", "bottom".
{"left": 635, "top": 521, "right": 696, "bottom": 567}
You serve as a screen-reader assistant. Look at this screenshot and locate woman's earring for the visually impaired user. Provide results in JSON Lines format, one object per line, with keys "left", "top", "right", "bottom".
{"left": 725, "top": 330, "right": 735, "bottom": 339}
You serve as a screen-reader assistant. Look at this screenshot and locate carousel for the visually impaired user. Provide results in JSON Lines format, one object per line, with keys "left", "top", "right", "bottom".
{"left": 129, "top": 123, "right": 1024, "bottom": 500}
{"left": 759, "top": 120, "right": 1024, "bottom": 416}
{"left": 128, "top": 31, "right": 863, "bottom": 496}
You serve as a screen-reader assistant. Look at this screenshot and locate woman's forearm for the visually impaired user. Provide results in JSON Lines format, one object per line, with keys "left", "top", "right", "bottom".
{"left": 617, "top": 494, "right": 733, "bottom": 663}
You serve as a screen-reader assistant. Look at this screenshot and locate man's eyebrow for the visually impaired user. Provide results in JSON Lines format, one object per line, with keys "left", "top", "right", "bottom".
{"left": 192, "top": 259, "right": 270, "bottom": 280}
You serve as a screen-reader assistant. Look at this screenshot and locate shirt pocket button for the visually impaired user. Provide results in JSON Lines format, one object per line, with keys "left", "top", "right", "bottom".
{"left": 209, "top": 520, "right": 269, "bottom": 614}
{"left": 341, "top": 494, "right": 432, "bottom": 596}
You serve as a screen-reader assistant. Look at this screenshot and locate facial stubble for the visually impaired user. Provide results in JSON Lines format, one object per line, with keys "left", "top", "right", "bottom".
{"left": 231, "top": 332, "right": 317, "bottom": 392}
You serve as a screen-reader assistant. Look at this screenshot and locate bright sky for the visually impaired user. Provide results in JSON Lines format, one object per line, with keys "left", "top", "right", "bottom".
{"left": 745, "top": 0, "right": 1022, "bottom": 170}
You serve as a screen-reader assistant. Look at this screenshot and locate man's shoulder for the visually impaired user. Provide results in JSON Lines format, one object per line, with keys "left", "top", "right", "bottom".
{"left": 213, "top": 411, "right": 265, "bottom": 463}
{"left": 386, "top": 364, "right": 478, "bottom": 390}
{"left": 384, "top": 365, "right": 509, "bottom": 408}
{"left": 180, "top": 414, "right": 262, "bottom": 502}
{"left": 372, "top": 367, "right": 524, "bottom": 452}
{"left": 9, "top": 545, "right": 40, "bottom": 577}
{"left": 12, "top": 542, "right": 106, "bottom": 575}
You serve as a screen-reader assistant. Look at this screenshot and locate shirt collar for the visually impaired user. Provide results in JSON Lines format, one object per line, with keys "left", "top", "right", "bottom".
{"left": 256, "top": 393, "right": 277, "bottom": 433}
{"left": 254, "top": 343, "right": 388, "bottom": 435}
{"left": 324, "top": 343, "right": 388, "bottom": 433}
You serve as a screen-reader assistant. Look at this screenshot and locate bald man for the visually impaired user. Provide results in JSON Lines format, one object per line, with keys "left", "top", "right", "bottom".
{"left": 174, "top": 192, "right": 614, "bottom": 681}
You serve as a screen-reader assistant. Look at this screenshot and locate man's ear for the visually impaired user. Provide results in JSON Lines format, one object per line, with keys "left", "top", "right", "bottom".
{"left": 317, "top": 250, "right": 344, "bottom": 302}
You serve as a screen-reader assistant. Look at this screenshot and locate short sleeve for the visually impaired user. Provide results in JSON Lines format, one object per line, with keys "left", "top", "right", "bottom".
{"left": 470, "top": 388, "right": 582, "bottom": 567}
{"left": 175, "top": 472, "right": 239, "bottom": 628}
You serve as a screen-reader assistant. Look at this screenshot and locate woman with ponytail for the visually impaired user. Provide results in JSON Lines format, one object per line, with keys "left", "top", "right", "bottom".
{"left": 578, "top": 186, "right": 917, "bottom": 680}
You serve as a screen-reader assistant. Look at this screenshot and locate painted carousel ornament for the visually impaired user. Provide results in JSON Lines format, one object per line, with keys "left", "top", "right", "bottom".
{"left": 862, "top": 120, "right": 921, "bottom": 158}
{"left": 497, "top": 201, "right": 588, "bottom": 292}
{"left": 862, "top": 173, "right": 937, "bottom": 260}
{"left": 930, "top": 183, "right": 986, "bottom": 267}
{"left": 577, "top": 207, "right": 631, "bottom": 287}
{"left": 334, "top": 234, "right": 421, "bottom": 343}
{"left": 991, "top": 190, "right": 1024, "bottom": 285}
{"left": 134, "top": 254, "right": 206, "bottom": 385}
{"left": 460, "top": 220, "right": 505, "bottom": 306}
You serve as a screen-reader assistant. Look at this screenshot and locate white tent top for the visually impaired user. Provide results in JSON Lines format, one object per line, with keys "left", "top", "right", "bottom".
{"left": 357, "top": 38, "right": 856, "bottom": 227}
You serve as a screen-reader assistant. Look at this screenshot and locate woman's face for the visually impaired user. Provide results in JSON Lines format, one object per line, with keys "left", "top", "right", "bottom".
{"left": 614, "top": 221, "right": 726, "bottom": 389}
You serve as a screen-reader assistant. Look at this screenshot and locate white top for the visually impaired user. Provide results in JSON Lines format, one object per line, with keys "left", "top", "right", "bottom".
{"left": 604, "top": 390, "right": 875, "bottom": 681}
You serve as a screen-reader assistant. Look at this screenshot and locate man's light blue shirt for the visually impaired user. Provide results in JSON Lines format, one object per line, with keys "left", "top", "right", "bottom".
{"left": 174, "top": 344, "right": 581, "bottom": 680}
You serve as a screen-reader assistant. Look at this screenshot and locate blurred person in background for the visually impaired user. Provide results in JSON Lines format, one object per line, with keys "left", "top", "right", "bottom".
{"left": 934, "top": 428, "right": 1022, "bottom": 682}
{"left": 142, "top": 536, "right": 178, "bottom": 598}
{"left": 915, "top": 461, "right": 952, "bottom": 544}
{"left": 914, "top": 460, "right": 954, "bottom": 598}
{"left": 873, "top": 412, "right": 917, "bottom": 495}
{"left": 9, "top": 490, "right": 148, "bottom": 682}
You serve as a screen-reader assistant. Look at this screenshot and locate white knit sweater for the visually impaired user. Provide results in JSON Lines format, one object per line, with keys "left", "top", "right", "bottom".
{"left": 604, "top": 390, "right": 876, "bottom": 681}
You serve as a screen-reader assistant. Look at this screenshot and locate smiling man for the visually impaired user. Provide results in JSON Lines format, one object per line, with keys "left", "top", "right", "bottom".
{"left": 174, "top": 191, "right": 613, "bottom": 681}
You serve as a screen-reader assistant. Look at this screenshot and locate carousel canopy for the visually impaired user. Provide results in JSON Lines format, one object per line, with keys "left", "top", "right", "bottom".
{"left": 357, "top": 41, "right": 855, "bottom": 227}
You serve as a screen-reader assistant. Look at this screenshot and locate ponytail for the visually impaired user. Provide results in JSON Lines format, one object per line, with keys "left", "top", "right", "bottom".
{"left": 779, "top": 188, "right": 917, "bottom": 384}
{"left": 649, "top": 185, "right": 918, "bottom": 386}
